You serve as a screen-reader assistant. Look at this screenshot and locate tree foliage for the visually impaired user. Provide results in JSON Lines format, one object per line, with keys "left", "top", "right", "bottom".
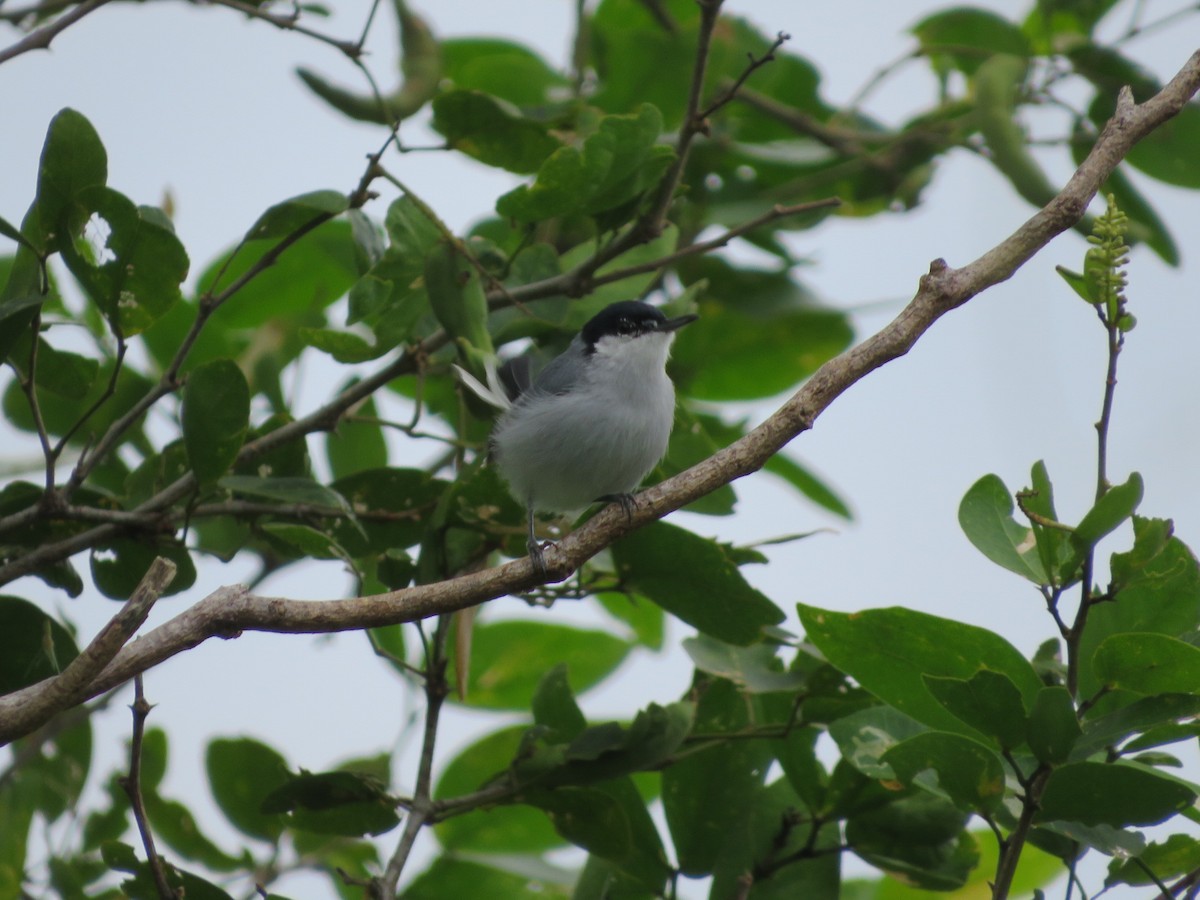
{"left": 1, "top": 0, "right": 1199, "bottom": 898}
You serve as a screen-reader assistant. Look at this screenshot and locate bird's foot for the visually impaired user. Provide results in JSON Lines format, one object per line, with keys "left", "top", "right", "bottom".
{"left": 598, "top": 492, "right": 637, "bottom": 523}
{"left": 527, "top": 537, "right": 551, "bottom": 574}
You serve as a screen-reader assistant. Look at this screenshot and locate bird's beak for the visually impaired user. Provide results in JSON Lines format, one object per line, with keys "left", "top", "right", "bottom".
{"left": 660, "top": 313, "right": 698, "bottom": 333}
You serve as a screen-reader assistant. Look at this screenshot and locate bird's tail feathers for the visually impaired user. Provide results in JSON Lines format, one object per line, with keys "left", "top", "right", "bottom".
{"left": 452, "top": 358, "right": 513, "bottom": 411}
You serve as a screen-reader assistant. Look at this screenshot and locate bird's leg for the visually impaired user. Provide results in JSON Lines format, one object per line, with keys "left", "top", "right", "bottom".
{"left": 526, "top": 502, "right": 548, "bottom": 574}
{"left": 597, "top": 492, "right": 637, "bottom": 523}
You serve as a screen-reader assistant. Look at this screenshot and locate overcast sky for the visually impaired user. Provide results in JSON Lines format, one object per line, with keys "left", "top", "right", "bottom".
{"left": 3, "top": 1, "right": 1198, "bottom": 895}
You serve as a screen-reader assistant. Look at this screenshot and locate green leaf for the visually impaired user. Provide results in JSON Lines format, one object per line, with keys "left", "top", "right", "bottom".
{"left": 655, "top": 406, "right": 736, "bottom": 516}
{"left": 846, "top": 792, "right": 978, "bottom": 891}
{"left": 958, "top": 473, "right": 1047, "bottom": 583}
{"left": 59, "top": 187, "right": 189, "bottom": 335}
{"left": 182, "top": 359, "right": 250, "bottom": 486}
{"left": 1026, "top": 686, "right": 1081, "bottom": 766}
{"left": 1110, "top": 516, "right": 1174, "bottom": 593}
{"left": 1107, "top": 834, "right": 1200, "bottom": 887}
{"left": 5, "top": 333, "right": 99, "bottom": 400}
{"left": 89, "top": 538, "right": 194, "bottom": 600}
{"left": 441, "top": 38, "right": 569, "bottom": 107}
{"left": 1037, "top": 761, "right": 1196, "bottom": 827}
{"left": 144, "top": 792, "right": 244, "bottom": 872}
{"left": 0, "top": 214, "right": 35, "bottom": 253}
{"left": 35, "top": 108, "right": 108, "bottom": 250}
{"left": 882, "top": 731, "right": 1006, "bottom": 812}
{"left": 972, "top": 54, "right": 1062, "bottom": 213}
{"left": 205, "top": 737, "right": 290, "bottom": 842}
{"left": 0, "top": 246, "right": 50, "bottom": 361}
{"left": 828, "top": 705, "right": 929, "bottom": 779}
{"left": 434, "top": 726, "right": 565, "bottom": 853}
{"left": 0, "top": 596, "right": 80, "bottom": 693}
{"left": 709, "top": 779, "right": 841, "bottom": 899}
{"left": 448, "top": 620, "right": 631, "bottom": 710}
{"left": 431, "top": 90, "right": 561, "bottom": 174}
{"left": 553, "top": 225, "right": 679, "bottom": 316}
{"left": 763, "top": 450, "right": 852, "bottom": 519}
{"left": 523, "top": 787, "right": 632, "bottom": 860}
{"left": 423, "top": 238, "right": 494, "bottom": 355}
{"left": 1076, "top": 531, "right": 1200, "bottom": 703}
{"left": 103, "top": 841, "right": 235, "bottom": 900}
{"left": 327, "top": 468, "right": 444, "bottom": 555}
{"left": 663, "top": 679, "right": 772, "bottom": 875}
{"left": 923, "top": 669, "right": 1028, "bottom": 750}
{"left": 798, "top": 603, "right": 1043, "bottom": 737}
{"left": 595, "top": 591, "right": 664, "bottom": 650}
{"left": 2, "top": 357, "right": 153, "bottom": 449}
{"left": 911, "top": 8, "right": 1030, "bottom": 75}
{"left": 260, "top": 523, "right": 353, "bottom": 563}
{"left": 1093, "top": 633, "right": 1200, "bottom": 695}
{"left": 218, "top": 475, "right": 350, "bottom": 512}
{"left": 10, "top": 716, "right": 91, "bottom": 823}
{"left": 614, "top": 522, "right": 785, "bottom": 645}
{"left": 326, "top": 393, "right": 388, "bottom": 479}
{"left": 261, "top": 770, "right": 399, "bottom": 837}
{"left": 527, "top": 668, "right": 672, "bottom": 892}
{"left": 244, "top": 190, "right": 348, "bottom": 241}
{"left": 1025, "top": 460, "right": 1074, "bottom": 586}
{"left": 682, "top": 635, "right": 806, "bottom": 693}
{"left": 1070, "top": 472, "right": 1143, "bottom": 553}
{"left": 1056, "top": 264, "right": 1094, "bottom": 303}
{"left": 670, "top": 295, "right": 854, "bottom": 401}
{"left": 405, "top": 856, "right": 571, "bottom": 899}
{"left": 531, "top": 665, "right": 589, "bottom": 741}
{"left": 522, "top": 702, "right": 694, "bottom": 788}
{"left": 299, "top": 326, "right": 382, "bottom": 363}
{"left": 497, "top": 105, "right": 673, "bottom": 222}
{"left": 1124, "top": 103, "right": 1200, "bottom": 188}
{"left": 1075, "top": 694, "right": 1200, "bottom": 760}
{"left": 590, "top": 2, "right": 697, "bottom": 128}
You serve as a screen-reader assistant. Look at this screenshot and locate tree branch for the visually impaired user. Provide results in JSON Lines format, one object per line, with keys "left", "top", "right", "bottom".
{"left": 485, "top": 198, "right": 840, "bottom": 310}
{"left": 375, "top": 615, "right": 450, "bottom": 896}
{"left": 1, "top": 50, "right": 1196, "bottom": 749}
{"left": 119, "top": 674, "right": 178, "bottom": 899}
{"left": 0, "top": 0, "right": 111, "bottom": 66}
{"left": 0, "top": 557, "right": 175, "bottom": 745}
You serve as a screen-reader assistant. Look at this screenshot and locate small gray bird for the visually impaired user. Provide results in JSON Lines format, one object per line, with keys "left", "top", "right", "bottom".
{"left": 467, "top": 300, "right": 697, "bottom": 571}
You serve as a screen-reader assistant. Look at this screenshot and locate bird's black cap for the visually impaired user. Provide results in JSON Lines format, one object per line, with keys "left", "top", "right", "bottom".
{"left": 581, "top": 300, "right": 698, "bottom": 350}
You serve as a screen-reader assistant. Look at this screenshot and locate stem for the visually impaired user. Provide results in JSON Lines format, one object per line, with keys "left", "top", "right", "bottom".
{"left": 375, "top": 614, "right": 451, "bottom": 896}
{"left": 992, "top": 766, "right": 1050, "bottom": 900}
{"left": 0, "top": 0, "right": 112, "bottom": 66}
{"left": 119, "top": 675, "right": 177, "bottom": 899}
{"left": 1065, "top": 296, "right": 1125, "bottom": 697}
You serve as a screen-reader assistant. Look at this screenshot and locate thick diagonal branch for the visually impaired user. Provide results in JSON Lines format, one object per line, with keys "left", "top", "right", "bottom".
{"left": 1, "top": 51, "right": 1197, "bottom": 748}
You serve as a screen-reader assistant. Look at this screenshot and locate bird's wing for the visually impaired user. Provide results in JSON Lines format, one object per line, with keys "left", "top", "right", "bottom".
{"left": 526, "top": 339, "right": 585, "bottom": 396}
{"left": 498, "top": 355, "right": 533, "bottom": 400}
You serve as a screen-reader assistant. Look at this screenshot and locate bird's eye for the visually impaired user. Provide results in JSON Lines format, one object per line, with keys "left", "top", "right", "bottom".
{"left": 617, "top": 317, "right": 635, "bottom": 334}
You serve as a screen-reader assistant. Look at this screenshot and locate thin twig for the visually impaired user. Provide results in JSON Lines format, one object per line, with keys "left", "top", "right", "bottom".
{"left": 375, "top": 614, "right": 451, "bottom": 895}
{"left": 54, "top": 333, "right": 126, "bottom": 459}
{"left": 484, "top": 198, "right": 838, "bottom": 309}
{"left": 992, "top": 766, "right": 1051, "bottom": 900}
{"left": 119, "top": 675, "right": 177, "bottom": 899}
{"left": 202, "top": 0, "right": 362, "bottom": 56}
{"left": 0, "top": 0, "right": 111, "bottom": 66}
{"left": 354, "top": 0, "right": 385, "bottom": 52}
{"left": 16, "top": 313, "right": 55, "bottom": 490}
{"left": 698, "top": 31, "right": 790, "bottom": 121}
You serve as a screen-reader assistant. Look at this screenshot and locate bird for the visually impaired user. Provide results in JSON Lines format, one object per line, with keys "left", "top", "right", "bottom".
{"left": 459, "top": 300, "right": 697, "bottom": 572}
